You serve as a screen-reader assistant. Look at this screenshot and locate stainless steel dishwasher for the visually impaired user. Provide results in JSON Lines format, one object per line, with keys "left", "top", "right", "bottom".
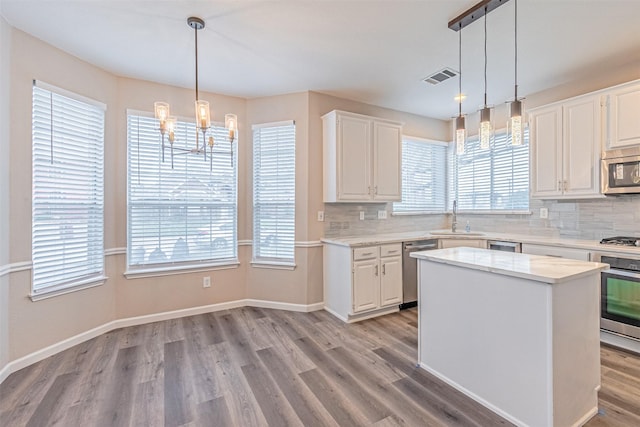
{"left": 401, "top": 239, "right": 438, "bottom": 309}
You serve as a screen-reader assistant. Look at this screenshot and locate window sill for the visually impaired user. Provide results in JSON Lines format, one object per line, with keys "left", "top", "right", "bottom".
{"left": 250, "top": 260, "right": 296, "bottom": 271}
{"left": 124, "top": 260, "right": 240, "bottom": 279}
{"left": 446, "top": 210, "right": 532, "bottom": 215}
{"left": 30, "top": 275, "right": 107, "bottom": 302}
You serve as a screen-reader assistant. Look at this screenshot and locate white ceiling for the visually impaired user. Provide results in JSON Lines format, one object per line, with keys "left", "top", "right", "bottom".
{"left": 2, "top": 0, "right": 640, "bottom": 120}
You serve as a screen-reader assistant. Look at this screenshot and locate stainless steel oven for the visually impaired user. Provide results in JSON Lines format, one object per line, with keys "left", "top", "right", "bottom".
{"left": 594, "top": 253, "right": 640, "bottom": 340}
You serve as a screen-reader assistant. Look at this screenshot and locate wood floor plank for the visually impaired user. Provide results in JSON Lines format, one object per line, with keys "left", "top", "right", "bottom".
{"left": 217, "top": 312, "right": 260, "bottom": 366}
{"left": 299, "top": 368, "right": 370, "bottom": 427}
{"left": 257, "top": 347, "right": 339, "bottom": 427}
{"left": 294, "top": 337, "right": 392, "bottom": 423}
{"left": 196, "top": 396, "right": 233, "bottom": 426}
{"left": 98, "top": 345, "right": 140, "bottom": 427}
{"left": 130, "top": 379, "right": 164, "bottom": 427}
{"left": 327, "top": 346, "right": 445, "bottom": 427}
{"left": 241, "top": 362, "right": 303, "bottom": 426}
{"left": 254, "top": 316, "right": 317, "bottom": 374}
{"left": 164, "top": 340, "right": 192, "bottom": 427}
{"left": 26, "top": 372, "right": 77, "bottom": 427}
{"left": 209, "top": 341, "right": 268, "bottom": 427}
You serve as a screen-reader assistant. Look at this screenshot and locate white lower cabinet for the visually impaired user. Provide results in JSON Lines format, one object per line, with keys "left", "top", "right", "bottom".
{"left": 439, "top": 239, "right": 486, "bottom": 249}
{"left": 521, "top": 243, "right": 591, "bottom": 261}
{"left": 324, "top": 243, "right": 402, "bottom": 322}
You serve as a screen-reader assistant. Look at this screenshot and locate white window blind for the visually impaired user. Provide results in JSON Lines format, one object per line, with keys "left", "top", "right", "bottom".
{"left": 252, "top": 121, "right": 295, "bottom": 264}
{"left": 453, "top": 130, "right": 529, "bottom": 211}
{"left": 127, "top": 114, "right": 237, "bottom": 268}
{"left": 32, "top": 82, "right": 105, "bottom": 295}
{"left": 393, "top": 137, "right": 448, "bottom": 213}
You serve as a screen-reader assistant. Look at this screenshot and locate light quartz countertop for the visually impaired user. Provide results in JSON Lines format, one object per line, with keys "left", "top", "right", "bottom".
{"left": 321, "top": 230, "right": 640, "bottom": 257}
{"left": 410, "top": 247, "right": 609, "bottom": 284}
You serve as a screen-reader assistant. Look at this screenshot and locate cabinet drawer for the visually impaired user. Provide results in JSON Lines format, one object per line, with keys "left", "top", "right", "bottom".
{"left": 380, "top": 243, "right": 402, "bottom": 257}
{"left": 353, "top": 246, "right": 378, "bottom": 261}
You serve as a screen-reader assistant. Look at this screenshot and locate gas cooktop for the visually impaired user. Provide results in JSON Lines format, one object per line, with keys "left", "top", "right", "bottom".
{"left": 600, "top": 236, "right": 640, "bottom": 247}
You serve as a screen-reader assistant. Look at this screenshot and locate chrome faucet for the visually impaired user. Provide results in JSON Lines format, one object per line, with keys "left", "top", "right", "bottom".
{"left": 452, "top": 200, "right": 458, "bottom": 232}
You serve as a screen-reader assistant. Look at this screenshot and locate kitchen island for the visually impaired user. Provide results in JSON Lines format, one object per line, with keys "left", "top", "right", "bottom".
{"left": 411, "top": 247, "right": 608, "bottom": 427}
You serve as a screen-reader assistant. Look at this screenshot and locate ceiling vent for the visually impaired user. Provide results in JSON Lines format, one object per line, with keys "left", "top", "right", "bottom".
{"left": 423, "top": 68, "right": 458, "bottom": 85}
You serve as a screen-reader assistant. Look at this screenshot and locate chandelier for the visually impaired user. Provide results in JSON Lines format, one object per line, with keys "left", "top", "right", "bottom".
{"left": 154, "top": 17, "right": 237, "bottom": 169}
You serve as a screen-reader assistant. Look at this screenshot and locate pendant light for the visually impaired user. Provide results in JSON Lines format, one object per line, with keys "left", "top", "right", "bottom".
{"left": 455, "top": 23, "right": 467, "bottom": 155}
{"left": 478, "top": 8, "right": 493, "bottom": 150}
{"left": 507, "top": 0, "right": 524, "bottom": 146}
{"left": 154, "top": 17, "right": 238, "bottom": 170}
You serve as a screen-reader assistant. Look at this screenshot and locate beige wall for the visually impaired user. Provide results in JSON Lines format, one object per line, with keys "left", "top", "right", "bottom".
{"left": 0, "top": 14, "right": 11, "bottom": 373}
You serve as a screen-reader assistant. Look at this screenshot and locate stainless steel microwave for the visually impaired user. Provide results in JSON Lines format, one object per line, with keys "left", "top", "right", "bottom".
{"left": 602, "top": 147, "right": 640, "bottom": 195}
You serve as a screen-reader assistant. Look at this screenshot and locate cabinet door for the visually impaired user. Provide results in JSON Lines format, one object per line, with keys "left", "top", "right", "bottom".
{"left": 372, "top": 121, "right": 402, "bottom": 201}
{"left": 338, "top": 115, "right": 372, "bottom": 201}
{"left": 353, "top": 259, "right": 379, "bottom": 313}
{"left": 439, "top": 239, "right": 486, "bottom": 249}
{"left": 607, "top": 83, "right": 640, "bottom": 149}
{"left": 563, "top": 96, "right": 602, "bottom": 197}
{"left": 530, "top": 105, "right": 563, "bottom": 198}
{"left": 380, "top": 256, "right": 402, "bottom": 307}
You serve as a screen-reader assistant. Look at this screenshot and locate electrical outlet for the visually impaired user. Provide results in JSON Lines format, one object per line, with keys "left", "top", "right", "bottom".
{"left": 203, "top": 276, "right": 211, "bottom": 288}
{"left": 378, "top": 210, "right": 388, "bottom": 219}
{"left": 317, "top": 211, "right": 324, "bottom": 222}
{"left": 359, "top": 211, "right": 365, "bottom": 220}
{"left": 540, "top": 208, "right": 549, "bottom": 219}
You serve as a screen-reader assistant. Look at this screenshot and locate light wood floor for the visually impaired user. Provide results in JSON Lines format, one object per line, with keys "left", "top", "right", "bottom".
{"left": 1, "top": 307, "right": 639, "bottom": 426}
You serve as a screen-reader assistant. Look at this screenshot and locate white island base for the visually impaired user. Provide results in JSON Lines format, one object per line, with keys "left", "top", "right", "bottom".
{"left": 413, "top": 248, "right": 608, "bottom": 427}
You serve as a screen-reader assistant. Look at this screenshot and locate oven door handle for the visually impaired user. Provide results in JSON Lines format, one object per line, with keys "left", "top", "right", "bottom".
{"left": 605, "top": 269, "right": 640, "bottom": 280}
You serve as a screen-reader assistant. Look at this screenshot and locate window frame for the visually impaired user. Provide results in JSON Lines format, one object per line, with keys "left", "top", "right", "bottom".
{"left": 392, "top": 136, "right": 449, "bottom": 215}
{"left": 251, "top": 120, "right": 296, "bottom": 269}
{"left": 450, "top": 127, "right": 530, "bottom": 214}
{"left": 31, "top": 80, "right": 106, "bottom": 300}
{"left": 124, "top": 110, "right": 239, "bottom": 277}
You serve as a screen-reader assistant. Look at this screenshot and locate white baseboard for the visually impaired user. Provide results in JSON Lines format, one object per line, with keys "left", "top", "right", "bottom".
{"left": 0, "top": 298, "right": 324, "bottom": 385}
{"left": 245, "top": 299, "right": 324, "bottom": 312}
{"left": 323, "top": 306, "right": 349, "bottom": 322}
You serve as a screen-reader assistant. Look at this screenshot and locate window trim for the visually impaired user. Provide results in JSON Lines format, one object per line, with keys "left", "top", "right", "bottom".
{"left": 31, "top": 81, "right": 106, "bottom": 298}
{"left": 251, "top": 120, "right": 296, "bottom": 266}
{"left": 451, "top": 126, "right": 530, "bottom": 212}
{"left": 125, "top": 111, "right": 239, "bottom": 270}
{"left": 392, "top": 135, "right": 449, "bottom": 215}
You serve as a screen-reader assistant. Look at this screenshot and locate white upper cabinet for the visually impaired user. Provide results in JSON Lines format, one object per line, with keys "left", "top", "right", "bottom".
{"left": 530, "top": 94, "right": 603, "bottom": 199}
{"left": 604, "top": 81, "right": 640, "bottom": 150}
{"left": 323, "top": 110, "right": 402, "bottom": 202}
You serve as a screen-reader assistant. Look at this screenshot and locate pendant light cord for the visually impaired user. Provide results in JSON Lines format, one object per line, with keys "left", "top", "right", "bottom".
{"left": 514, "top": 0, "right": 518, "bottom": 100}
{"left": 483, "top": 8, "right": 488, "bottom": 108}
{"left": 458, "top": 23, "right": 462, "bottom": 117}
{"left": 194, "top": 25, "right": 199, "bottom": 100}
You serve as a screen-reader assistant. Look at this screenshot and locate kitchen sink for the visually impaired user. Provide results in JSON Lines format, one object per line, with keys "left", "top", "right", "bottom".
{"left": 429, "top": 230, "right": 485, "bottom": 237}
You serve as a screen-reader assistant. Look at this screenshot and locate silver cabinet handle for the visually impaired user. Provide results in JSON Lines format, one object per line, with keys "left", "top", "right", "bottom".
{"left": 374, "top": 186, "right": 378, "bottom": 194}
{"left": 361, "top": 252, "right": 373, "bottom": 256}
{"left": 382, "top": 264, "right": 386, "bottom": 275}
{"left": 558, "top": 180, "right": 562, "bottom": 191}
{"left": 564, "top": 180, "right": 568, "bottom": 192}
{"left": 375, "top": 265, "right": 379, "bottom": 276}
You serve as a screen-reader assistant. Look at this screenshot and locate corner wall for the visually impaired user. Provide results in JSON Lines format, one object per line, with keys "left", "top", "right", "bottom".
{"left": 0, "top": 13, "right": 12, "bottom": 374}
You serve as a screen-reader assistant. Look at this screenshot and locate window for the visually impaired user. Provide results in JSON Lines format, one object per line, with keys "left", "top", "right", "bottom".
{"left": 393, "top": 137, "right": 448, "bottom": 213}
{"left": 252, "top": 121, "right": 295, "bottom": 265}
{"left": 127, "top": 113, "right": 237, "bottom": 270}
{"left": 31, "top": 81, "right": 105, "bottom": 296}
{"left": 452, "top": 129, "right": 529, "bottom": 211}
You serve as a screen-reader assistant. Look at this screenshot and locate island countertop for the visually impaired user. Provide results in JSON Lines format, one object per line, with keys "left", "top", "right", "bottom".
{"left": 411, "top": 247, "right": 609, "bottom": 284}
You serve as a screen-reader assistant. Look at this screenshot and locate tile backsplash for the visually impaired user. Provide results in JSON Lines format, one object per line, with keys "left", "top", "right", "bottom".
{"left": 324, "top": 195, "right": 640, "bottom": 240}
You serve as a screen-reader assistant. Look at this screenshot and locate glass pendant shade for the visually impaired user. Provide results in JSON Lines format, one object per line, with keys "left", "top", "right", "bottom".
{"left": 455, "top": 115, "right": 466, "bottom": 155}
{"left": 166, "top": 117, "right": 177, "bottom": 143}
{"left": 195, "top": 100, "right": 211, "bottom": 131}
{"left": 479, "top": 106, "right": 493, "bottom": 150}
{"left": 154, "top": 102, "right": 170, "bottom": 133}
{"left": 508, "top": 99, "right": 524, "bottom": 146}
{"left": 225, "top": 113, "right": 237, "bottom": 141}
